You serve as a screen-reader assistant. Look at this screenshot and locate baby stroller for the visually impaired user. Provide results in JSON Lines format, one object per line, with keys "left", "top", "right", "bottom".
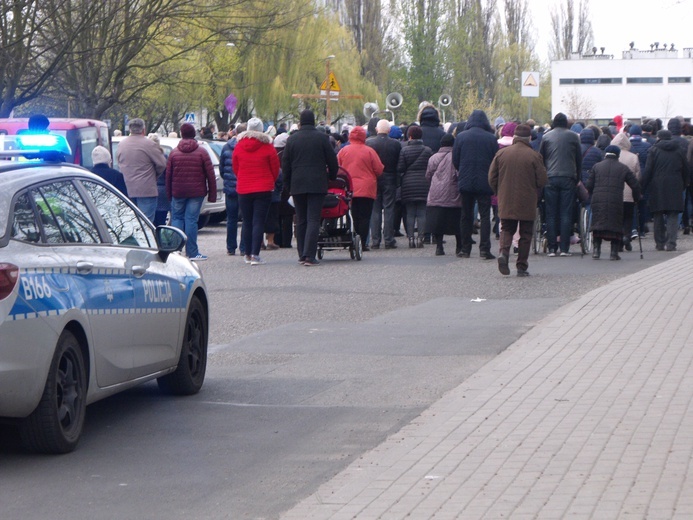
{"left": 316, "top": 167, "right": 363, "bottom": 261}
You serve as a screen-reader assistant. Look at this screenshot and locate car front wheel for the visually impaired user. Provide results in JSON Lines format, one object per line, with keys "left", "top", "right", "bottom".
{"left": 157, "top": 296, "right": 208, "bottom": 395}
{"left": 19, "top": 330, "right": 87, "bottom": 454}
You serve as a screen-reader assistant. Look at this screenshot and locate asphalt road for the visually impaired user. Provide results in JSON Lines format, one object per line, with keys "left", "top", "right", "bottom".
{"left": 1, "top": 224, "right": 688, "bottom": 520}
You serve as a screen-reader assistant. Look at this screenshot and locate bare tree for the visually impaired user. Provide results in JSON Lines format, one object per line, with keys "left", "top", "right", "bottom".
{"left": 550, "top": 0, "right": 593, "bottom": 60}
{"left": 561, "top": 88, "right": 595, "bottom": 121}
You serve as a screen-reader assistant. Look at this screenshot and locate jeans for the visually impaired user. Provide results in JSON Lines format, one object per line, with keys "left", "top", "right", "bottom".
{"left": 352, "top": 197, "right": 375, "bottom": 249}
{"left": 225, "top": 194, "right": 245, "bottom": 254}
{"left": 544, "top": 176, "right": 576, "bottom": 253}
{"left": 238, "top": 192, "right": 272, "bottom": 257}
{"left": 370, "top": 178, "right": 397, "bottom": 246}
{"left": 134, "top": 196, "right": 158, "bottom": 224}
{"left": 293, "top": 193, "right": 325, "bottom": 262}
{"left": 460, "top": 192, "right": 491, "bottom": 255}
{"left": 405, "top": 201, "right": 427, "bottom": 239}
{"left": 171, "top": 196, "right": 205, "bottom": 257}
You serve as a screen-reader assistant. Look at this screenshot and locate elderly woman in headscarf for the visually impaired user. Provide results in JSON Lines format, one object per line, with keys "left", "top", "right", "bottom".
{"left": 585, "top": 145, "right": 641, "bottom": 260}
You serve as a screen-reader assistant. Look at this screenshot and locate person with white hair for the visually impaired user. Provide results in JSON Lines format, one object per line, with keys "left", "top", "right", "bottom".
{"left": 91, "top": 146, "right": 128, "bottom": 196}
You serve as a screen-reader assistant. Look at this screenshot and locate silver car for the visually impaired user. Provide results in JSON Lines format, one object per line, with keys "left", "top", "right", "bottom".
{"left": 111, "top": 136, "right": 226, "bottom": 227}
{"left": 0, "top": 134, "right": 209, "bottom": 453}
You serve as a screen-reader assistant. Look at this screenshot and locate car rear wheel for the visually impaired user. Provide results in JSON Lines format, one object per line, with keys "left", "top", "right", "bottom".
{"left": 19, "top": 330, "right": 87, "bottom": 454}
{"left": 158, "top": 296, "right": 208, "bottom": 395}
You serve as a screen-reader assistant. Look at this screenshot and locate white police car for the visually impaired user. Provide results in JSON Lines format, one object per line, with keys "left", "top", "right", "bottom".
{"left": 0, "top": 134, "right": 209, "bottom": 453}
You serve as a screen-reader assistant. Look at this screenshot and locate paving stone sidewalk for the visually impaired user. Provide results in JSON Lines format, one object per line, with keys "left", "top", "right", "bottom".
{"left": 282, "top": 251, "right": 693, "bottom": 520}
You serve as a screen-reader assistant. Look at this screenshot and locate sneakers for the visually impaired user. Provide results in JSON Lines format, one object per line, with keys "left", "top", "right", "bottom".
{"left": 190, "top": 254, "right": 208, "bottom": 261}
{"left": 547, "top": 251, "right": 557, "bottom": 257}
{"left": 303, "top": 259, "right": 320, "bottom": 266}
{"left": 244, "top": 255, "right": 252, "bottom": 264}
{"left": 250, "top": 255, "right": 266, "bottom": 265}
{"left": 559, "top": 252, "right": 573, "bottom": 257}
{"left": 497, "top": 254, "right": 510, "bottom": 276}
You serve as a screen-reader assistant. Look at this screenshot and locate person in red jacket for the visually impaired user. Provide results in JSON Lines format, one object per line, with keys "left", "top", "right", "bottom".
{"left": 166, "top": 123, "right": 216, "bottom": 260}
{"left": 337, "top": 125, "right": 384, "bottom": 251}
{"left": 232, "top": 117, "right": 280, "bottom": 265}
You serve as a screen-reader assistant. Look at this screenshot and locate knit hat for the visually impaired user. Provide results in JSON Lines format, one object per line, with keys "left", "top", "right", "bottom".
{"left": 657, "top": 129, "right": 672, "bottom": 140}
{"left": 440, "top": 134, "right": 455, "bottom": 147}
{"left": 494, "top": 116, "right": 506, "bottom": 128}
{"left": 180, "top": 123, "right": 196, "bottom": 139}
{"left": 501, "top": 121, "right": 518, "bottom": 137}
{"left": 299, "top": 109, "right": 315, "bottom": 126}
{"left": 376, "top": 119, "right": 391, "bottom": 134}
{"left": 604, "top": 145, "right": 621, "bottom": 157}
{"left": 514, "top": 124, "right": 532, "bottom": 138}
{"left": 666, "top": 118, "right": 682, "bottom": 135}
{"left": 91, "top": 145, "right": 111, "bottom": 165}
{"left": 273, "top": 132, "right": 289, "bottom": 149}
{"left": 629, "top": 125, "right": 642, "bottom": 136}
{"left": 388, "top": 125, "right": 403, "bottom": 140}
{"left": 247, "top": 117, "right": 264, "bottom": 133}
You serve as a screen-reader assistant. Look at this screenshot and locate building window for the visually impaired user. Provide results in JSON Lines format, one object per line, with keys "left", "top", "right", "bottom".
{"left": 669, "top": 77, "right": 691, "bottom": 84}
{"left": 559, "top": 78, "right": 622, "bottom": 85}
{"left": 626, "top": 77, "right": 663, "bottom": 84}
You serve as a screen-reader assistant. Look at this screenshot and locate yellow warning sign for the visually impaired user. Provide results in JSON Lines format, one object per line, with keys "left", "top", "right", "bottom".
{"left": 523, "top": 74, "right": 538, "bottom": 87}
{"left": 319, "top": 72, "right": 341, "bottom": 92}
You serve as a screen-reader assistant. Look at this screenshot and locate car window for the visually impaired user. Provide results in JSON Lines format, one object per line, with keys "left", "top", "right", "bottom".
{"left": 11, "top": 192, "right": 42, "bottom": 243}
{"left": 81, "top": 180, "right": 155, "bottom": 248}
{"left": 33, "top": 181, "right": 100, "bottom": 244}
{"left": 78, "top": 127, "right": 99, "bottom": 168}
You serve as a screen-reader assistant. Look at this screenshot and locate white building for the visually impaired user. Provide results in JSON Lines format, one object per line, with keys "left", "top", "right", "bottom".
{"left": 551, "top": 46, "right": 693, "bottom": 125}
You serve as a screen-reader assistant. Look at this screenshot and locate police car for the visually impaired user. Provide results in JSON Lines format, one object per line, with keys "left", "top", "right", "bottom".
{"left": 0, "top": 134, "right": 209, "bottom": 454}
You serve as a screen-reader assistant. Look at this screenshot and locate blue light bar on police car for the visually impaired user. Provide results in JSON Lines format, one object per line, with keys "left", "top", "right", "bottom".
{"left": 0, "top": 134, "right": 71, "bottom": 161}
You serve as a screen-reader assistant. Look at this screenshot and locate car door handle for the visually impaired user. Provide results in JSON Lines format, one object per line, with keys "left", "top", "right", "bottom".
{"left": 132, "top": 265, "right": 147, "bottom": 277}
{"left": 76, "top": 261, "right": 94, "bottom": 274}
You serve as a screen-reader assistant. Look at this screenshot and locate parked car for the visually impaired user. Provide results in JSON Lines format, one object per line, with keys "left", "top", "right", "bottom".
{"left": 0, "top": 134, "right": 209, "bottom": 453}
{"left": 0, "top": 118, "right": 111, "bottom": 168}
{"left": 112, "top": 136, "right": 225, "bottom": 228}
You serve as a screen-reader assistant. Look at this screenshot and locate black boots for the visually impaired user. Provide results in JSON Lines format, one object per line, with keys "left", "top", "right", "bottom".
{"left": 592, "top": 238, "right": 601, "bottom": 259}
{"left": 610, "top": 241, "right": 621, "bottom": 261}
{"left": 435, "top": 235, "right": 445, "bottom": 255}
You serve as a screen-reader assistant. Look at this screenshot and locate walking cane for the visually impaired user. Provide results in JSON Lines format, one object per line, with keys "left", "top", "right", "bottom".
{"left": 634, "top": 203, "right": 643, "bottom": 260}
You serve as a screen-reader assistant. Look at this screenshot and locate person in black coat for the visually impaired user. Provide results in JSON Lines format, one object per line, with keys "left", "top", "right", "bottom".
{"left": 452, "top": 109, "right": 499, "bottom": 259}
{"left": 397, "top": 125, "right": 432, "bottom": 248}
{"left": 91, "top": 146, "right": 128, "bottom": 197}
{"left": 586, "top": 146, "right": 640, "bottom": 260}
{"left": 579, "top": 128, "right": 603, "bottom": 184}
{"left": 367, "top": 119, "right": 401, "bottom": 249}
{"left": 641, "top": 130, "right": 690, "bottom": 251}
{"left": 418, "top": 103, "right": 445, "bottom": 153}
{"left": 281, "top": 109, "right": 339, "bottom": 266}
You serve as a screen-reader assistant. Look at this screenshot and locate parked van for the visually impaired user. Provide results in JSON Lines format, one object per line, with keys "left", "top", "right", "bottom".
{"left": 0, "top": 118, "right": 110, "bottom": 168}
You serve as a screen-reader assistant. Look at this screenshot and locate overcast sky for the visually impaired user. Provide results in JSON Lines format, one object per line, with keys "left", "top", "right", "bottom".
{"left": 529, "top": 0, "right": 692, "bottom": 62}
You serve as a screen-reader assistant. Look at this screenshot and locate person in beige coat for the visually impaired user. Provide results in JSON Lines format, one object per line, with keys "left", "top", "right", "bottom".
{"left": 611, "top": 132, "right": 641, "bottom": 251}
{"left": 489, "top": 125, "right": 548, "bottom": 276}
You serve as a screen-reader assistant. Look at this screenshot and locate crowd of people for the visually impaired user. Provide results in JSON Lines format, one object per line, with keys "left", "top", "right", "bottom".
{"left": 85, "top": 105, "right": 692, "bottom": 275}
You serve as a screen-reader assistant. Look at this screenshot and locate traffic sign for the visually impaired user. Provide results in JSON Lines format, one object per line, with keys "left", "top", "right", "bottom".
{"left": 319, "top": 72, "right": 341, "bottom": 92}
{"left": 521, "top": 71, "right": 540, "bottom": 98}
{"left": 184, "top": 112, "right": 196, "bottom": 123}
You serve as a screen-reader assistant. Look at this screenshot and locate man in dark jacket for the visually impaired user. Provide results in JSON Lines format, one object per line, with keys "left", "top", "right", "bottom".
{"left": 579, "top": 128, "right": 603, "bottom": 184}
{"left": 629, "top": 125, "right": 653, "bottom": 237}
{"left": 165, "top": 123, "right": 216, "bottom": 260}
{"left": 641, "top": 130, "right": 689, "bottom": 251}
{"left": 367, "top": 119, "right": 401, "bottom": 249}
{"left": 282, "top": 109, "right": 339, "bottom": 266}
{"left": 667, "top": 118, "right": 693, "bottom": 234}
{"left": 220, "top": 123, "right": 246, "bottom": 255}
{"left": 452, "top": 109, "right": 499, "bottom": 259}
{"left": 539, "top": 112, "right": 582, "bottom": 256}
{"left": 489, "top": 125, "right": 548, "bottom": 276}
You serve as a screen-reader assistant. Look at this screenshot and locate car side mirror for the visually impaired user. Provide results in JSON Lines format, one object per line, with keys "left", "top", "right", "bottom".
{"left": 156, "top": 226, "right": 186, "bottom": 261}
